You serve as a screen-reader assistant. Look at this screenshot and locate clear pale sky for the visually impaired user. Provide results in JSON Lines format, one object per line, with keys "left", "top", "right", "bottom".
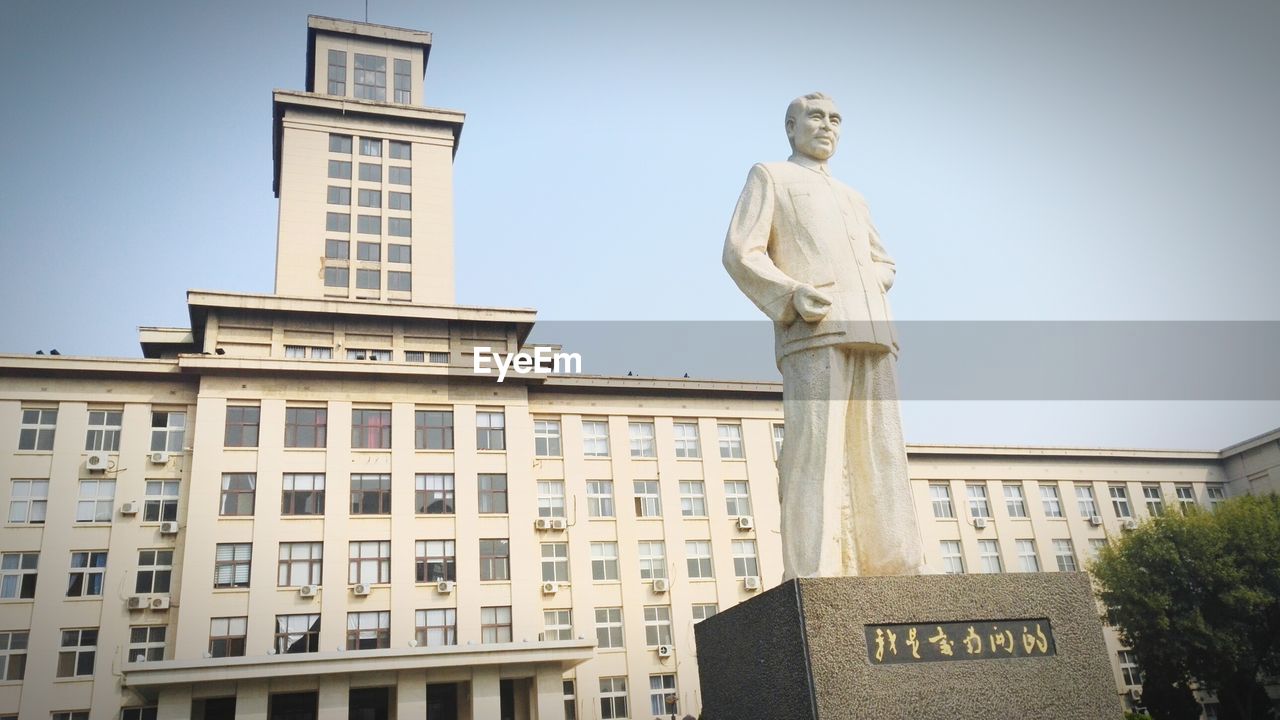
{"left": 1, "top": 0, "right": 1277, "bottom": 450}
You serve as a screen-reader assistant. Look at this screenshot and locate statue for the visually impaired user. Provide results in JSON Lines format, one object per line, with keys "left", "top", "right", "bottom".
{"left": 723, "top": 92, "right": 927, "bottom": 579}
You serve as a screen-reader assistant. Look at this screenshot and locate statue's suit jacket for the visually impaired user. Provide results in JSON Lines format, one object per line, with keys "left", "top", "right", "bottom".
{"left": 723, "top": 160, "right": 898, "bottom": 364}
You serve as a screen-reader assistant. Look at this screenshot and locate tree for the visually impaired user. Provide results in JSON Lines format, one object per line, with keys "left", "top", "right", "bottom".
{"left": 1092, "top": 493, "right": 1280, "bottom": 720}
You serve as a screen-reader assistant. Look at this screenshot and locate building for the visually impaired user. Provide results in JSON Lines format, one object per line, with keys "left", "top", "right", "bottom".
{"left": 0, "top": 15, "right": 1277, "bottom": 720}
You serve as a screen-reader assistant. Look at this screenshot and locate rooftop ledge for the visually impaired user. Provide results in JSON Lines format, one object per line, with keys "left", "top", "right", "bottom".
{"left": 273, "top": 90, "right": 464, "bottom": 127}
{"left": 123, "top": 639, "right": 595, "bottom": 689}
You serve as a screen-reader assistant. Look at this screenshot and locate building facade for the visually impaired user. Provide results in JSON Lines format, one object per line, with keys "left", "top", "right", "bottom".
{"left": 0, "top": 15, "right": 1277, "bottom": 720}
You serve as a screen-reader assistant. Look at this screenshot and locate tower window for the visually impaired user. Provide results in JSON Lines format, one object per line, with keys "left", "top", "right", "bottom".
{"left": 354, "top": 55, "right": 386, "bottom": 101}
{"left": 393, "top": 59, "right": 411, "bottom": 103}
{"left": 327, "top": 50, "right": 346, "bottom": 95}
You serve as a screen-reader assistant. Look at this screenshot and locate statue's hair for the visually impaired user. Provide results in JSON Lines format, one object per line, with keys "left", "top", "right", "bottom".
{"left": 785, "top": 92, "right": 833, "bottom": 150}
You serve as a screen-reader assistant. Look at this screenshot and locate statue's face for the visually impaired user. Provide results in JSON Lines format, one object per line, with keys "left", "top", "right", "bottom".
{"left": 788, "top": 97, "right": 841, "bottom": 161}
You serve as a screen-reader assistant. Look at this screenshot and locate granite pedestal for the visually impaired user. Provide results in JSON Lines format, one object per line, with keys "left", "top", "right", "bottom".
{"left": 694, "top": 573, "right": 1120, "bottom": 720}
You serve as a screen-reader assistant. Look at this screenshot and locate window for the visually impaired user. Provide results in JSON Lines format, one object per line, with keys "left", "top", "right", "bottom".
{"left": 214, "top": 544, "right": 252, "bottom": 588}
{"left": 686, "top": 540, "right": 713, "bottom": 578}
{"left": 966, "top": 484, "right": 990, "bottom": 518}
{"left": 351, "top": 409, "right": 391, "bottom": 449}
{"left": 1076, "top": 484, "right": 1099, "bottom": 517}
{"left": 388, "top": 271, "right": 411, "bottom": 292}
{"left": 0, "top": 631, "right": 27, "bottom": 679}
{"left": 328, "top": 159, "right": 351, "bottom": 179}
{"left": 207, "top": 617, "right": 247, "bottom": 655}
{"left": 416, "top": 540, "right": 455, "bottom": 582}
{"left": 405, "top": 351, "right": 424, "bottom": 362}
{"left": 326, "top": 212, "right": 350, "bottom": 232}
{"left": 1206, "top": 484, "right": 1226, "bottom": 509}
{"left": 673, "top": 422, "right": 700, "bottom": 458}
{"left": 388, "top": 166, "right": 411, "bottom": 185}
{"left": 285, "top": 345, "right": 332, "bottom": 359}
{"left": 542, "top": 543, "right": 569, "bottom": 582}
{"left": 1053, "top": 539, "right": 1077, "bottom": 571}
{"left": 416, "top": 609, "right": 456, "bottom": 647}
{"left": 929, "top": 483, "right": 954, "bottom": 519}
{"left": 1174, "top": 484, "right": 1196, "bottom": 509}
{"left": 219, "top": 473, "right": 255, "bottom": 516}
{"left": 393, "top": 60, "right": 411, "bottom": 103}
{"left": 223, "top": 406, "right": 260, "bottom": 448}
{"left": 1118, "top": 650, "right": 1142, "bottom": 686}
{"left": 479, "top": 539, "right": 510, "bottom": 581}
{"left": 1142, "top": 485, "right": 1164, "bottom": 516}
{"left": 472, "top": 473, "right": 506, "bottom": 514}
{"left": 564, "top": 680, "right": 577, "bottom": 720}
{"left": 1003, "top": 484, "right": 1027, "bottom": 518}
{"left": 357, "top": 214, "right": 381, "bottom": 234}
{"left": 150, "top": 411, "right": 185, "bottom": 452}
{"left": 389, "top": 139, "right": 412, "bottom": 159}
{"left": 84, "top": 410, "right": 122, "bottom": 451}
{"left": 327, "top": 186, "right": 351, "bottom": 205}
{"left": 357, "top": 189, "right": 381, "bottom": 208}
{"left": 1109, "top": 485, "right": 1132, "bottom": 518}
{"left": 939, "top": 540, "right": 965, "bottom": 574}
{"left": 428, "top": 352, "right": 449, "bottom": 364}
{"left": 643, "top": 606, "right": 672, "bottom": 646}
{"left": 679, "top": 480, "right": 707, "bottom": 516}
{"left": 346, "top": 348, "right": 391, "bottom": 361}
{"left": 732, "top": 539, "right": 759, "bottom": 578}
{"left": 595, "top": 608, "right": 623, "bottom": 649}
{"left": 350, "top": 473, "right": 391, "bottom": 515}
{"left": 387, "top": 242, "right": 411, "bottom": 263}
{"left": 387, "top": 217, "right": 411, "bottom": 237}
{"left": 56, "top": 628, "right": 97, "bottom": 677}
{"left": 356, "top": 241, "right": 381, "bottom": 261}
{"left": 325, "top": 239, "right": 349, "bottom": 259}
{"left": 1039, "top": 484, "right": 1063, "bottom": 518}
{"left": 324, "top": 266, "right": 348, "bottom": 288}
{"left": 273, "top": 614, "right": 320, "bottom": 655}
{"left": 358, "top": 162, "right": 381, "bottom": 182}
{"left": 773, "top": 423, "right": 785, "bottom": 459}
{"left": 634, "top": 480, "right": 661, "bottom": 518}
{"left": 120, "top": 708, "right": 156, "bottom": 720}
{"left": 347, "top": 611, "right": 390, "bottom": 650}
{"left": 389, "top": 192, "right": 412, "bottom": 211}
{"left": 281, "top": 473, "right": 325, "bottom": 515}
{"left": 327, "top": 50, "right": 346, "bottom": 95}
{"left": 282, "top": 407, "right": 327, "bottom": 448}
{"left": 600, "top": 677, "right": 628, "bottom": 719}
{"left": 348, "top": 541, "right": 391, "bottom": 584}
{"left": 76, "top": 479, "right": 115, "bottom": 522}
{"left": 1087, "top": 538, "right": 1109, "bottom": 560}
{"left": 127, "top": 626, "right": 165, "bottom": 663}
{"left": 360, "top": 137, "right": 382, "bottom": 157}
{"left": 329, "top": 133, "right": 352, "bottom": 153}
{"left": 1016, "top": 539, "right": 1040, "bottom": 572}
{"left": 534, "top": 419, "right": 562, "bottom": 456}
{"left": 135, "top": 550, "right": 172, "bottom": 594}
{"left": 582, "top": 420, "right": 609, "bottom": 456}
{"left": 629, "top": 421, "right": 656, "bottom": 457}
{"left": 587, "top": 480, "right": 614, "bottom": 517}
{"left": 544, "top": 609, "right": 572, "bottom": 640}
{"left": 538, "top": 481, "right": 566, "bottom": 518}
{"left": 354, "top": 54, "right": 386, "bottom": 100}
{"left": 415, "top": 473, "right": 454, "bottom": 514}
{"left": 7, "top": 479, "right": 47, "bottom": 523}
{"left": 481, "top": 606, "right": 512, "bottom": 644}
{"left": 356, "top": 269, "right": 380, "bottom": 290}
{"left": 977, "top": 539, "right": 1002, "bottom": 573}
{"left": 66, "top": 551, "right": 107, "bottom": 597}
{"left": 692, "top": 604, "right": 719, "bottom": 623}
{"left": 476, "top": 411, "right": 505, "bottom": 450}
{"left": 278, "top": 543, "right": 323, "bottom": 586}
{"left": 718, "top": 423, "right": 745, "bottom": 459}
{"left": 650, "top": 674, "right": 678, "bottom": 716}
{"left": 0, "top": 553, "right": 38, "bottom": 599}
{"left": 143, "top": 480, "right": 179, "bottom": 522}
{"left": 591, "top": 542, "right": 619, "bottom": 581}
{"left": 17, "top": 409, "right": 56, "bottom": 451}
{"left": 725, "top": 480, "right": 752, "bottom": 516}
{"left": 51, "top": 713, "right": 88, "bottom": 720}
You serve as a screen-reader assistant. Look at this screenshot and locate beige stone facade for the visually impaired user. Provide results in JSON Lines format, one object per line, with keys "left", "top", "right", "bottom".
{"left": 0, "top": 14, "right": 1276, "bottom": 720}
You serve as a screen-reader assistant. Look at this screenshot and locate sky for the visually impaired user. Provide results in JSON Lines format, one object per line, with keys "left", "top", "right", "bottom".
{"left": 1, "top": 0, "right": 1277, "bottom": 450}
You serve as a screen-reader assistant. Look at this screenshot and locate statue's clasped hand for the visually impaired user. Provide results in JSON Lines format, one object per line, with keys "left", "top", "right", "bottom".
{"left": 793, "top": 284, "right": 833, "bottom": 323}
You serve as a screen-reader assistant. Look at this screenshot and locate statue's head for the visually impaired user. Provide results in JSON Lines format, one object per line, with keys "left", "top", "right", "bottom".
{"left": 785, "top": 92, "right": 841, "bottom": 161}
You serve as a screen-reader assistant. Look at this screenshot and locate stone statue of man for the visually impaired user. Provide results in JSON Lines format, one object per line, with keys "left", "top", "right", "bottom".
{"left": 723, "top": 92, "right": 927, "bottom": 579}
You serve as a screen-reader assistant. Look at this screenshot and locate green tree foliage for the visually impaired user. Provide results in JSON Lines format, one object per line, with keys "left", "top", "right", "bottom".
{"left": 1092, "top": 494, "right": 1280, "bottom": 720}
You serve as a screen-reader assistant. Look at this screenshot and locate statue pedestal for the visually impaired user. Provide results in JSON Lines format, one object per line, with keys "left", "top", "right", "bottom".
{"left": 694, "top": 573, "right": 1121, "bottom": 720}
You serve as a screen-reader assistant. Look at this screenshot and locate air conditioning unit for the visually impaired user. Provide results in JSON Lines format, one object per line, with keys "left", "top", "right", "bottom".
{"left": 159, "top": 521, "right": 179, "bottom": 535}
{"left": 548, "top": 518, "right": 567, "bottom": 530}
{"left": 972, "top": 516, "right": 989, "bottom": 529}
{"left": 126, "top": 595, "right": 148, "bottom": 610}
{"left": 534, "top": 518, "right": 553, "bottom": 531}
{"left": 1122, "top": 519, "right": 1139, "bottom": 531}
{"left": 298, "top": 585, "right": 318, "bottom": 598}
{"left": 149, "top": 451, "right": 169, "bottom": 464}
{"left": 436, "top": 580, "right": 455, "bottom": 594}
{"left": 1089, "top": 515, "right": 1104, "bottom": 527}
{"left": 652, "top": 578, "right": 670, "bottom": 593}
{"left": 743, "top": 576, "right": 762, "bottom": 591}
{"left": 352, "top": 583, "right": 372, "bottom": 596}
{"left": 736, "top": 516, "right": 754, "bottom": 531}
{"left": 85, "top": 452, "right": 110, "bottom": 471}
{"left": 541, "top": 581, "right": 559, "bottom": 595}
{"left": 150, "top": 597, "right": 171, "bottom": 610}
{"left": 656, "top": 644, "right": 674, "bottom": 658}
{"left": 119, "top": 501, "right": 140, "bottom": 515}
{"left": 1128, "top": 688, "right": 1142, "bottom": 701}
